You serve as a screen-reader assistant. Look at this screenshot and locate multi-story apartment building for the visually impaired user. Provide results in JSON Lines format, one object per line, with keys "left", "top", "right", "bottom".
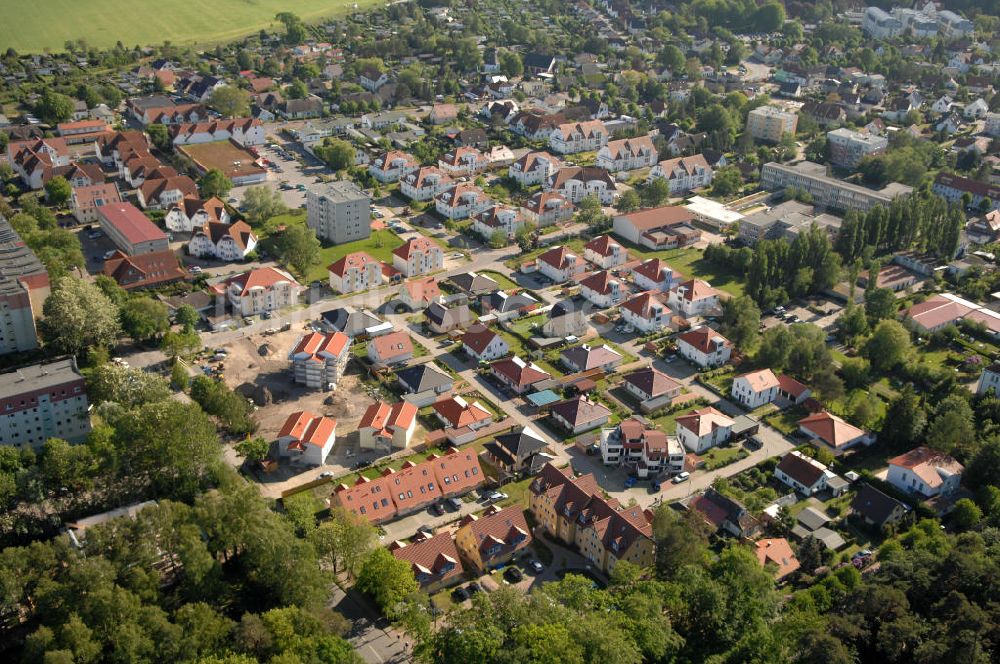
{"left": 97, "top": 203, "right": 169, "bottom": 255}
{"left": 187, "top": 220, "right": 257, "bottom": 262}
{"left": 549, "top": 120, "right": 608, "bottom": 154}
{"left": 508, "top": 151, "right": 561, "bottom": 186}
{"left": 399, "top": 166, "right": 453, "bottom": 201}
{"left": 545, "top": 166, "right": 617, "bottom": 204}
{"left": 211, "top": 266, "right": 301, "bottom": 316}
{"left": 761, "top": 161, "right": 913, "bottom": 213}
{"left": 327, "top": 251, "right": 390, "bottom": 294}
{"left": 288, "top": 331, "right": 351, "bottom": 389}
{"left": 0, "top": 216, "right": 50, "bottom": 356}
{"left": 529, "top": 463, "right": 655, "bottom": 576}
{"left": 600, "top": 417, "right": 685, "bottom": 478}
{"left": 596, "top": 136, "right": 657, "bottom": 172}
{"left": 455, "top": 505, "right": 532, "bottom": 571}
{"left": 0, "top": 357, "right": 91, "bottom": 448}
{"left": 933, "top": 172, "right": 1000, "bottom": 211}
{"left": 862, "top": 7, "right": 902, "bottom": 38}
{"left": 437, "top": 147, "right": 490, "bottom": 177}
{"left": 368, "top": 150, "right": 419, "bottom": 183}
{"left": 472, "top": 205, "right": 528, "bottom": 241}
{"left": 746, "top": 106, "right": 798, "bottom": 143}
{"left": 647, "top": 154, "right": 714, "bottom": 194}
{"left": 306, "top": 180, "right": 371, "bottom": 244}
{"left": 169, "top": 118, "right": 265, "bottom": 147}
{"left": 520, "top": 191, "right": 575, "bottom": 227}
{"left": 392, "top": 237, "right": 444, "bottom": 277}
{"left": 827, "top": 128, "right": 889, "bottom": 169}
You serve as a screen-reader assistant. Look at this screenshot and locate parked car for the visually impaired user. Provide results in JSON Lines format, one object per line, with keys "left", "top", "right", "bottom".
{"left": 429, "top": 503, "right": 444, "bottom": 516}
{"left": 672, "top": 471, "right": 690, "bottom": 484}
{"left": 504, "top": 567, "right": 523, "bottom": 583}
{"left": 527, "top": 559, "right": 544, "bottom": 574}
{"left": 451, "top": 586, "right": 470, "bottom": 602}
{"left": 447, "top": 497, "right": 463, "bottom": 511}
{"left": 486, "top": 491, "right": 508, "bottom": 502}
{"left": 467, "top": 582, "right": 482, "bottom": 596}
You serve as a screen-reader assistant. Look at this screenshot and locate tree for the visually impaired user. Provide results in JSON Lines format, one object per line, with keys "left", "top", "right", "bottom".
{"left": 489, "top": 229, "right": 508, "bottom": 249}
{"left": 711, "top": 165, "right": 742, "bottom": 197}
{"left": 641, "top": 178, "right": 671, "bottom": 208}
{"left": 313, "top": 139, "right": 356, "bottom": 171}
{"left": 658, "top": 44, "right": 686, "bottom": 71}
{"left": 652, "top": 505, "right": 710, "bottom": 579}
{"left": 356, "top": 548, "right": 418, "bottom": 618}
{"left": 753, "top": 2, "right": 786, "bottom": 32}
{"left": 309, "top": 507, "right": 377, "bottom": 577}
{"left": 720, "top": 295, "right": 761, "bottom": 350}
{"left": 36, "top": 89, "right": 74, "bottom": 124}
{"left": 190, "top": 376, "right": 255, "bottom": 435}
{"left": 951, "top": 498, "right": 982, "bottom": 530}
{"left": 175, "top": 304, "right": 200, "bottom": 331}
{"left": 41, "top": 277, "right": 120, "bottom": 354}
{"left": 120, "top": 297, "right": 170, "bottom": 342}
{"left": 881, "top": 386, "right": 927, "bottom": 451}
{"left": 275, "top": 12, "right": 307, "bottom": 45}
{"left": 864, "top": 287, "right": 897, "bottom": 324}
{"left": 926, "top": 394, "right": 975, "bottom": 457}
{"left": 270, "top": 224, "right": 320, "bottom": 278}
{"left": 616, "top": 189, "right": 640, "bottom": 213}
{"left": 171, "top": 360, "right": 190, "bottom": 391}
{"left": 89, "top": 363, "right": 172, "bottom": 407}
{"left": 241, "top": 186, "right": 288, "bottom": 226}
{"left": 44, "top": 176, "right": 72, "bottom": 206}
{"left": 234, "top": 437, "right": 269, "bottom": 463}
{"left": 199, "top": 169, "right": 233, "bottom": 199}
{"left": 837, "top": 304, "right": 869, "bottom": 343}
{"left": 864, "top": 319, "right": 911, "bottom": 373}
{"left": 499, "top": 50, "right": 524, "bottom": 78}
{"left": 287, "top": 79, "right": 309, "bottom": 99}
{"left": 147, "top": 123, "right": 171, "bottom": 151}
{"left": 162, "top": 328, "right": 201, "bottom": 358}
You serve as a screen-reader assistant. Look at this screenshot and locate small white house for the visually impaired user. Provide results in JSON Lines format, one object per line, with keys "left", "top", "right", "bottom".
{"left": 677, "top": 327, "right": 732, "bottom": 368}
{"left": 730, "top": 369, "right": 780, "bottom": 410}
{"left": 675, "top": 407, "right": 734, "bottom": 454}
{"left": 277, "top": 411, "right": 337, "bottom": 466}
{"left": 886, "top": 447, "right": 964, "bottom": 499}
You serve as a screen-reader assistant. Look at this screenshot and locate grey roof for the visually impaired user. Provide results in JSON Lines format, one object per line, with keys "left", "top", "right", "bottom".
{"left": 425, "top": 302, "right": 471, "bottom": 328}
{"left": 851, "top": 484, "right": 908, "bottom": 525}
{"left": 312, "top": 180, "right": 368, "bottom": 204}
{"left": 482, "top": 290, "right": 537, "bottom": 314}
{"left": 396, "top": 363, "right": 453, "bottom": 393}
{"left": 0, "top": 215, "right": 47, "bottom": 297}
{"left": 796, "top": 506, "right": 831, "bottom": 532}
{"left": 0, "top": 358, "right": 83, "bottom": 400}
{"left": 483, "top": 426, "right": 548, "bottom": 467}
{"left": 812, "top": 527, "right": 847, "bottom": 550}
{"left": 320, "top": 308, "right": 385, "bottom": 336}
{"left": 448, "top": 271, "right": 499, "bottom": 295}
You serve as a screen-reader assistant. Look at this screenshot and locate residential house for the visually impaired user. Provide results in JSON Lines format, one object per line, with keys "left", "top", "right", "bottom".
{"left": 583, "top": 235, "right": 627, "bottom": 269}
{"left": 434, "top": 183, "right": 492, "bottom": 220}
{"left": 188, "top": 220, "right": 257, "bottom": 262}
{"left": 461, "top": 324, "right": 510, "bottom": 362}
{"left": 6, "top": 137, "right": 71, "bottom": 189}
{"left": 392, "top": 237, "right": 444, "bottom": 277}
{"left": 369, "top": 150, "right": 419, "bottom": 183}
{"left": 596, "top": 135, "right": 657, "bottom": 172}
{"left": 472, "top": 205, "right": 528, "bottom": 241}
{"left": 277, "top": 411, "right": 336, "bottom": 466}
{"left": 542, "top": 301, "right": 588, "bottom": 338}
{"left": 396, "top": 363, "right": 453, "bottom": 407}
{"left": 438, "top": 147, "right": 490, "bottom": 177}
{"left": 668, "top": 279, "right": 720, "bottom": 318}
{"left": 755, "top": 538, "right": 800, "bottom": 581}
{"left": 977, "top": 363, "right": 1000, "bottom": 395}
{"left": 521, "top": 191, "right": 575, "bottom": 227}
{"left": 560, "top": 343, "right": 623, "bottom": 373}
{"left": 676, "top": 407, "right": 734, "bottom": 453}
{"left": 389, "top": 532, "right": 463, "bottom": 593}
{"left": 623, "top": 366, "right": 682, "bottom": 411}
{"left": 164, "top": 196, "right": 228, "bottom": 233}
{"left": 400, "top": 277, "right": 442, "bottom": 310}
{"left": 432, "top": 395, "right": 492, "bottom": 432}
{"left": 549, "top": 396, "right": 612, "bottom": 434}
{"left": 689, "top": 488, "right": 760, "bottom": 538}
{"left": 424, "top": 301, "right": 473, "bottom": 334}
{"left": 169, "top": 119, "right": 265, "bottom": 147}
{"left": 137, "top": 175, "right": 199, "bottom": 210}
{"left": 490, "top": 357, "right": 551, "bottom": 395}
{"left": 447, "top": 271, "right": 498, "bottom": 296}
{"left": 798, "top": 410, "right": 874, "bottom": 455}
{"left": 367, "top": 331, "right": 414, "bottom": 368}
{"left": 731, "top": 369, "right": 780, "bottom": 410}
{"left": 399, "top": 166, "right": 453, "bottom": 201}
{"left": 428, "top": 103, "right": 459, "bottom": 125}
{"left": 289, "top": 331, "right": 350, "bottom": 389}
{"left": 332, "top": 447, "right": 483, "bottom": 523}
{"left": 549, "top": 120, "right": 608, "bottom": 154}
{"left": 620, "top": 291, "right": 672, "bottom": 333}
{"left": 799, "top": 101, "right": 846, "bottom": 128}
{"left": 647, "top": 154, "right": 714, "bottom": 194}
{"left": 358, "top": 401, "right": 419, "bottom": 451}
{"left": 102, "top": 250, "right": 187, "bottom": 290}
{"left": 887, "top": 447, "right": 964, "bottom": 498}
{"left": 777, "top": 375, "right": 812, "bottom": 406}
{"left": 210, "top": 266, "right": 301, "bottom": 316}
{"left": 933, "top": 172, "right": 1000, "bottom": 211}
{"left": 528, "top": 464, "right": 655, "bottom": 575}
{"left": 579, "top": 271, "right": 624, "bottom": 308}
{"left": 455, "top": 505, "right": 532, "bottom": 572}
{"left": 536, "top": 245, "right": 587, "bottom": 283}
{"left": 483, "top": 426, "right": 550, "bottom": 478}
{"left": 600, "top": 417, "right": 685, "bottom": 478}
{"left": 965, "top": 98, "right": 989, "bottom": 119}
{"left": 328, "top": 252, "right": 392, "bottom": 294}
{"left": 280, "top": 96, "right": 324, "bottom": 120}
{"left": 546, "top": 166, "right": 616, "bottom": 204}
{"left": 359, "top": 66, "right": 391, "bottom": 91}
{"left": 479, "top": 290, "right": 538, "bottom": 319}
{"left": 774, "top": 450, "right": 834, "bottom": 496}
{"left": 508, "top": 151, "right": 561, "bottom": 186}
{"left": 631, "top": 258, "right": 675, "bottom": 292}
{"left": 677, "top": 326, "right": 733, "bottom": 367}
{"left": 851, "top": 483, "right": 910, "bottom": 531}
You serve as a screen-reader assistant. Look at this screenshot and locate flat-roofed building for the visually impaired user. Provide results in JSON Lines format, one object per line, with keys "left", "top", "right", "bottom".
{"left": 0, "top": 357, "right": 91, "bottom": 448}
{"left": 746, "top": 106, "right": 798, "bottom": 143}
{"left": 761, "top": 161, "right": 912, "bottom": 213}
{"left": 0, "top": 215, "right": 50, "bottom": 355}
{"left": 306, "top": 180, "right": 371, "bottom": 244}
{"left": 827, "top": 128, "right": 889, "bottom": 169}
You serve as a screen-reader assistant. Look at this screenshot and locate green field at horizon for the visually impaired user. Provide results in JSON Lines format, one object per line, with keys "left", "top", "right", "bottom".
{"left": 1, "top": 0, "right": 385, "bottom": 53}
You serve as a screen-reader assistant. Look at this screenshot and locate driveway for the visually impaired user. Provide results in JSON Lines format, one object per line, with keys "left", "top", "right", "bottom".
{"left": 330, "top": 584, "right": 410, "bottom": 664}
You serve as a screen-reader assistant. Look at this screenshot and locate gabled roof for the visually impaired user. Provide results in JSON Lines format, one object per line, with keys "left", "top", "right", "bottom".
{"left": 579, "top": 270, "right": 620, "bottom": 295}
{"left": 560, "top": 343, "right": 622, "bottom": 371}
{"left": 393, "top": 236, "right": 439, "bottom": 260}
{"left": 632, "top": 258, "right": 673, "bottom": 283}
{"left": 623, "top": 366, "right": 681, "bottom": 398}
{"left": 97, "top": 203, "right": 167, "bottom": 246}
{"left": 677, "top": 326, "right": 731, "bottom": 354}
{"left": 537, "top": 245, "right": 584, "bottom": 270}
{"left": 550, "top": 396, "right": 611, "bottom": 427}
{"left": 359, "top": 400, "right": 418, "bottom": 434}
{"left": 369, "top": 330, "right": 414, "bottom": 361}
{"left": 736, "top": 369, "right": 780, "bottom": 392}
{"left": 484, "top": 426, "right": 548, "bottom": 468}
{"left": 278, "top": 410, "right": 336, "bottom": 446}
{"left": 776, "top": 451, "right": 827, "bottom": 489}
{"left": 676, "top": 406, "right": 734, "bottom": 437}
{"left": 458, "top": 505, "right": 531, "bottom": 558}
{"left": 461, "top": 324, "right": 503, "bottom": 355}
{"left": 755, "top": 538, "right": 800, "bottom": 579}
{"left": 396, "top": 363, "right": 453, "bottom": 393}
{"left": 672, "top": 278, "right": 718, "bottom": 302}
{"left": 403, "top": 277, "right": 441, "bottom": 305}
{"left": 584, "top": 234, "right": 623, "bottom": 258}
{"left": 447, "top": 271, "right": 499, "bottom": 295}
{"left": 622, "top": 291, "right": 669, "bottom": 319}
{"left": 218, "top": 266, "right": 299, "bottom": 296}
{"left": 490, "top": 356, "right": 551, "bottom": 387}
{"left": 851, "top": 484, "right": 907, "bottom": 525}
{"left": 777, "top": 374, "right": 809, "bottom": 398}
{"left": 888, "top": 446, "right": 963, "bottom": 489}
{"left": 798, "top": 411, "right": 867, "bottom": 448}
{"left": 390, "top": 531, "right": 463, "bottom": 585}
{"left": 290, "top": 331, "right": 350, "bottom": 361}
{"left": 328, "top": 251, "right": 379, "bottom": 277}
{"left": 432, "top": 396, "right": 492, "bottom": 429}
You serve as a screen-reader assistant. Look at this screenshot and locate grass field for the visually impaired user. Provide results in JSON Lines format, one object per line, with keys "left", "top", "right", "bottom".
{"left": 2, "top": 0, "right": 386, "bottom": 53}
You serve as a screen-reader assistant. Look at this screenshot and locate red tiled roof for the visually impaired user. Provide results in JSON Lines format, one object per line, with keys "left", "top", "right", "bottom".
{"left": 393, "top": 236, "right": 438, "bottom": 260}
{"left": 616, "top": 205, "right": 695, "bottom": 232}
{"left": 461, "top": 324, "right": 502, "bottom": 355}
{"left": 677, "top": 326, "right": 731, "bottom": 353}
{"left": 103, "top": 250, "right": 187, "bottom": 290}
{"left": 755, "top": 538, "right": 800, "bottom": 579}
{"left": 370, "top": 331, "right": 414, "bottom": 362}
{"left": 291, "top": 331, "right": 350, "bottom": 360}
{"left": 798, "top": 411, "right": 867, "bottom": 448}
{"left": 390, "top": 531, "right": 463, "bottom": 586}
{"left": 328, "top": 251, "right": 379, "bottom": 277}
{"left": 97, "top": 202, "right": 167, "bottom": 246}
{"left": 672, "top": 278, "right": 718, "bottom": 302}
{"left": 490, "top": 356, "right": 551, "bottom": 387}
{"left": 432, "top": 396, "right": 492, "bottom": 428}
{"left": 278, "top": 410, "right": 336, "bottom": 446}
{"left": 621, "top": 291, "right": 669, "bottom": 319}
{"left": 223, "top": 266, "right": 300, "bottom": 296}
{"left": 584, "top": 234, "right": 623, "bottom": 258}
{"left": 676, "top": 406, "right": 734, "bottom": 437}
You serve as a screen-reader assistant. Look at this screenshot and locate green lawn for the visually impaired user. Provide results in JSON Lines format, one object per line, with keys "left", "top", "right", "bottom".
{"left": 630, "top": 245, "right": 746, "bottom": 298}
{"left": 702, "top": 446, "right": 749, "bottom": 470}
{"left": 2, "top": 0, "right": 387, "bottom": 52}
{"left": 479, "top": 270, "right": 519, "bottom": 291}
{"left": 263, "top": 211, "right": 405, "bottom": 283}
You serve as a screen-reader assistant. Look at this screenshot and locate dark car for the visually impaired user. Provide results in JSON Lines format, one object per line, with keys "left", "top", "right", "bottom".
{"left": 467, "top": 582, "right": 482, "bottom": 596}
{"left": 451, "top": 586, "right": 470, "bottom": 602}
{"left": 429, "top": 503, "right": 444, "bottom": 516}
{"left": 504, "top": 567, "right": 523, "bottom": 583}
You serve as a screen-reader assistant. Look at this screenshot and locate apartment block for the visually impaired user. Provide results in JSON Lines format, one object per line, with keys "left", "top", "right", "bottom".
{"left": 0, "top": 358, "right": 91, "bottom": 448}
{"left": 827, "top": 128, "right": 889, "bottom": 169}
{"left": 306, "top": 180, "right": 371, "bottom": 244}
{"left": 760, "top": 161, "right": 913, "bottom": 213}
{"left": 0, "top": 215, "right": 50, "bottom": 355}
{"left": 746, "top": 106, "right": 798, "bottom": 143}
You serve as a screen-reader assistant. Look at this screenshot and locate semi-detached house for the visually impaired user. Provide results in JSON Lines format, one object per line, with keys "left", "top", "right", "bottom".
{"left": 677, "top": 326, "right": 732, "bottom": 368}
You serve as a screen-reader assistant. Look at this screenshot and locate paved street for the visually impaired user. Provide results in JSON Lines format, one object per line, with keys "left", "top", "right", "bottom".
{"left": 330, "top": 583, "right": 410, "bottom": 664}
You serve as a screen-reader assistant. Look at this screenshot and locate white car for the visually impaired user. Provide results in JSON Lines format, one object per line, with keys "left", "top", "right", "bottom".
{"left": 672, "top": 471, "right": 690, "bottom": 484}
